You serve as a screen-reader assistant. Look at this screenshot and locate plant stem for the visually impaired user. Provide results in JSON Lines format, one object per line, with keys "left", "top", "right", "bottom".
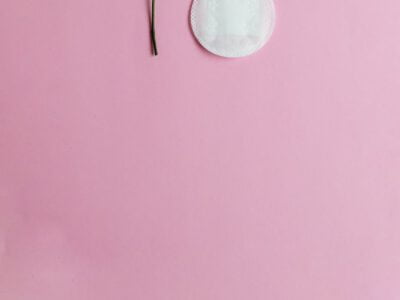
{"left": 151, "top": 0, "right": 158, "bottom": 56}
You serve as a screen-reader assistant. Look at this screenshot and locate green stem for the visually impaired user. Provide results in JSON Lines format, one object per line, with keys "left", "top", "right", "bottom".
{"left": 151, "top": 0, "right": 158, "bottom": 56}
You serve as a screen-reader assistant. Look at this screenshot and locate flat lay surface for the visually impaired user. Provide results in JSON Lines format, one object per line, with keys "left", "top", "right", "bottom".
{"left": 1, "top": 0, "right": 400, "bottom": 299}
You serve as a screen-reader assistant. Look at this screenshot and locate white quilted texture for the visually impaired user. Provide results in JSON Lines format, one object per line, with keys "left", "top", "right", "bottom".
{"left": 191, "top": 0, "right": 276, "bottom": 58}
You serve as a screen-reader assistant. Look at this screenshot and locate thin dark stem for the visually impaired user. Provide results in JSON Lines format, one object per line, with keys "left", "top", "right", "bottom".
{"left": 151, "top": 0, "right": 158, "bottom": 56}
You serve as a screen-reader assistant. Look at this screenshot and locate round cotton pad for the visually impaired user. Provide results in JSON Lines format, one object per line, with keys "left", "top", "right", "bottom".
{"left": 191, "top": 0, "right": 276, "bottom": 58}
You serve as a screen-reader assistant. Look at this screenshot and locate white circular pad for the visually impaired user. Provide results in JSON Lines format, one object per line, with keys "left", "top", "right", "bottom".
{"left": 191, "top": 0, "right": 276, "bottom": 58}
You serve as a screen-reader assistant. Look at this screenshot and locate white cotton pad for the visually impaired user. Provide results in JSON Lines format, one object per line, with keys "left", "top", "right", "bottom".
{"left": 191, "top": 0, "right": 276, "bottom": 58}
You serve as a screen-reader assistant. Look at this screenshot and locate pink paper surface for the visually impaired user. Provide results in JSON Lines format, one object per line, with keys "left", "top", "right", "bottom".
{"left": 1, "top": 0, "right": 400, "bottom": 299}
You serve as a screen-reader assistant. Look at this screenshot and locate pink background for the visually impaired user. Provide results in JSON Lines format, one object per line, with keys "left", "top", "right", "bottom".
{"left": 1, "top": 0, "right": 400, "bottom": 299}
